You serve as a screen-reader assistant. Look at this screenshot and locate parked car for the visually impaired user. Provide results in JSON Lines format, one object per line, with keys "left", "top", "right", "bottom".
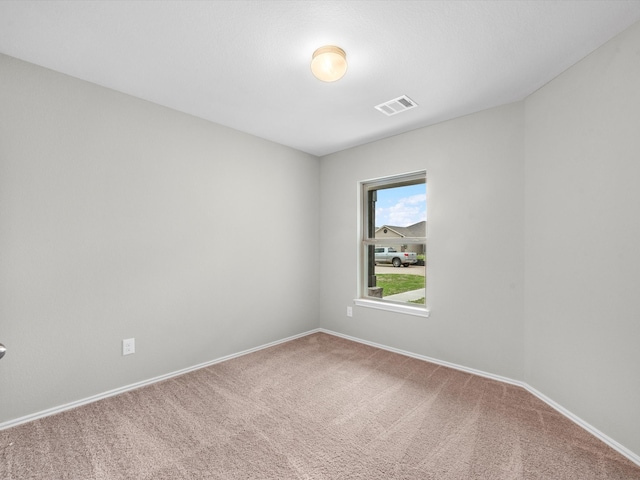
{"left": 374, "top": 247, "right": 418, "bottom": 267}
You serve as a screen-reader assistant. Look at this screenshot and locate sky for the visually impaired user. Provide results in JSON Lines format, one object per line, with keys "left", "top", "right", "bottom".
{"left": 375, "top": 183, "right": 426, "bottom": 227}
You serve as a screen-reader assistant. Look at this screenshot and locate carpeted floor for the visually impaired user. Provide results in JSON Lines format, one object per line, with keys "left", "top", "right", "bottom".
{"left": 1, "top": 332, "right": 639, "bottom": 479}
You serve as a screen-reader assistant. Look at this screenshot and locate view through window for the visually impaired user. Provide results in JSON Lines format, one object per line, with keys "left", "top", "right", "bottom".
{"left": 361, "top": 172, "right": 427, "bottom": 310}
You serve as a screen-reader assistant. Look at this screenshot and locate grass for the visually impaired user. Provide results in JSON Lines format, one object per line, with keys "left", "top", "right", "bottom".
{"left": 375, "top": 274, "right": 425, "bottom": 296}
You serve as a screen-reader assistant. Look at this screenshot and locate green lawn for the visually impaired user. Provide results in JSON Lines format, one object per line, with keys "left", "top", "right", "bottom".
{"left": 375, "top": 274, "right": 425, "bottom": 296}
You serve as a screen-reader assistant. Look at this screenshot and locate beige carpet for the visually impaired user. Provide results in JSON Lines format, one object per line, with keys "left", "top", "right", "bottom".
{"left": 1, "top": 332, "right": 639, "bottom": 479}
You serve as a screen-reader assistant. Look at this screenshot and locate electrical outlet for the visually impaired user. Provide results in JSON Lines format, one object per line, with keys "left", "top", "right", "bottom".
{"left": 122, "top": 338, "right": 135, "bottom": 356}
{"left": 347, "top": 306, "right": 353, "bottom": 317}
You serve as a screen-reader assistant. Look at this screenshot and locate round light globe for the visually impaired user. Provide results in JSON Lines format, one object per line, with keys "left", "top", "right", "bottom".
{"left": 311, "top": 46, "right": 347, "bottom": 82}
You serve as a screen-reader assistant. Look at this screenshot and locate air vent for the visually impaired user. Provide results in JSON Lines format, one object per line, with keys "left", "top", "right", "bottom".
{"left": 374, "top": 95, "right": 418, "bottom": 116}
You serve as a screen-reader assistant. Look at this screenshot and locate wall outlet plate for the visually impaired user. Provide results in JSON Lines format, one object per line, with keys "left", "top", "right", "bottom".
{"left": 347, "top": 306, "right": 353, "bottom": 317}
{"left": 122, "top": 338, "right": 135, "bottom": 356}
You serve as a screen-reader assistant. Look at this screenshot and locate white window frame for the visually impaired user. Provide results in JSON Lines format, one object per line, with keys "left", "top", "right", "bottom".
{"left": 354, "top": 171, "right": 429, "bottom": 317}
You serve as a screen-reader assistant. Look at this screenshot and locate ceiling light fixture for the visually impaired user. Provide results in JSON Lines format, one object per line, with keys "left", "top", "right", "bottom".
{"left": 311, "top": 45, "right": 347, "bottom": 82}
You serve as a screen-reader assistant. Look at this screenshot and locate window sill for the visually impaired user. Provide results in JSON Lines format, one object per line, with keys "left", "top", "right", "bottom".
{"left": 353, "top": 298, "right": 430, "bottom": 318}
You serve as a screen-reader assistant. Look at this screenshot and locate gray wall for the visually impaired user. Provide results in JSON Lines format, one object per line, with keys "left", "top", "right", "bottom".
{"left": 0, "top": 54, "right": 320, "bottom": 423}
{"left": 2, "top": 17, "right": 639, "bottom": 461}
{"left": 319, "top": 102, "right": 526, "bottom": 380}
{"left": 524, "top": 22, "right": 640, "bottom": 455}
{"left": 319, "top": 20, "right": 640, "bottom": 459}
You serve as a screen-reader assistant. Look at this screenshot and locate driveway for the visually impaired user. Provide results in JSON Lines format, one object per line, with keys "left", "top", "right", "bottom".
{"left": 375, "top": 265, "right": 425, "bottom": 276}
{"left": 384, "top": 288, "right": 425, "bottom": 302}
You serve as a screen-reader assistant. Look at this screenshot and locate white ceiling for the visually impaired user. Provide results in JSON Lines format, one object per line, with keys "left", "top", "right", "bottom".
{"left": 1, "top": 1, "right": 640, "bottom": 157}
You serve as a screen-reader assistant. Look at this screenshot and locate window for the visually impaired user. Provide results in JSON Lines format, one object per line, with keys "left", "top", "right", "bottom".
{"left": 355, "top": 171, "right": 428, "bottom": 317}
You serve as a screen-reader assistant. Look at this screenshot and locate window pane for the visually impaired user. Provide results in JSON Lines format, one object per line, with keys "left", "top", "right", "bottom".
{"left": 368, "top": 183, "right": 426, "bottom": 240}
{"left": 374, "top": 251, "right": 426, "bottom": 304}
{"left": 361, "top": 174, "right": 426, "bottom": 308}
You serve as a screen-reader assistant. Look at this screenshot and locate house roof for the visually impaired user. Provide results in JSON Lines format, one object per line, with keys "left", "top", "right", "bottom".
{"left": 376, "top": 221, "right": 426, "bottom": 238}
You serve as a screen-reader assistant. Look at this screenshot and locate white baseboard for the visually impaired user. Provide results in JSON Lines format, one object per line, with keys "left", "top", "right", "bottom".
{"left": 0, "top": 328, "right": 321, "bottom": 432}
{"left": 318, "top": 328, "right": 640, "bottom": 468}
{"left": 318, "top": 328, "right": 523, "bottom": 387}
{"left": 2, "top": 326, "right": 638, "bottom": 468}
{"left": 524, "top": 384, "right": 640, "bottom": 467}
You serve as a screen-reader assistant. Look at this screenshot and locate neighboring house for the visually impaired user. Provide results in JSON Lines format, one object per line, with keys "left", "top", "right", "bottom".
{"left": 374, "top": 221, "right": 426, "bottom": 254}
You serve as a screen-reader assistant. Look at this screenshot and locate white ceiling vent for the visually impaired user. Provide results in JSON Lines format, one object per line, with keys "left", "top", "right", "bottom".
{"left": 374, "top": 95, "right": 418, "bottom": 116}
